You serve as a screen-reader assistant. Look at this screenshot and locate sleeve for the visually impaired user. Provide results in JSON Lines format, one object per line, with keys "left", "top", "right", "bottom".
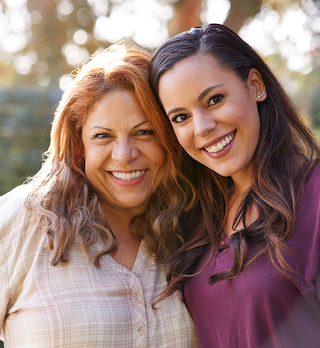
{"left": 298, "top": 165, "right": 320, "bottom": 301}
{"left": 0, "top": 185, "right": 37, "bottom": 335}
{"left": 308, "top": 166, "right": 320, "bottom": 301}
{"left": 317, "top": 264, "right": 320, "bottom": 301}
{"left": 0, "top": 231, "right": 9, "bottom": 335}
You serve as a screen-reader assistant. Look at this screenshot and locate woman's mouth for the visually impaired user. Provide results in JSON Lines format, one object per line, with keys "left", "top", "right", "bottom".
{"left": 110, "top": 170, "right": 146, "bottom": 181}
{"left": 204, "top": 132, "right": 235, "bottom": 153}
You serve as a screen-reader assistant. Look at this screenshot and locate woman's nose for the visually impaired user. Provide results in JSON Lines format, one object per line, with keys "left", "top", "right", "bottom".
{"left": 111, "top": 141, "right": 139, "bottom": 164}
{"left": 193, "top": 110, "right": 217, "bottom": 137}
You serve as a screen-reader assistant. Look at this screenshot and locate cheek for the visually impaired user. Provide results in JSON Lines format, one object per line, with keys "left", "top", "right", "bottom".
{"left": 83, "top": 148, "right": 104, "bottom": 177}
{"left": 83, "top": 157, "right": 94, "bottom": 178}
{"left": 172, "top": 127, "right": 193, "bottom": 151}
{"left": 241, "top": 111, "right": 260, "bottom": 160}
{"left": 82, "top": 140, "right": 91, "bottom": 167}
{"left": 252, "top": 119, "right": 261, "bottom": 154}
{"left": 246, "top": 108, "right": 260, "bottom": 138}
{"left": 152, "top": 146, "right": 166, "bottom": 166}
{"left": 143, "top": 138, "right": 166, "bottom": 166}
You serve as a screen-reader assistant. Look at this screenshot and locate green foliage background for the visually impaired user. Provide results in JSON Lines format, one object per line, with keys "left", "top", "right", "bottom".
{"left": 0, "top": 88, "right": 61, "bottom": 194}
{"left": 0, "top": 0, "right": 319, "bottom": 198}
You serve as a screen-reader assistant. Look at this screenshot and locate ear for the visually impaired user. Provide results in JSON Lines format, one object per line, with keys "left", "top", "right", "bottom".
{"left": 247, "top": 68, "right": 267, "bottom": 102}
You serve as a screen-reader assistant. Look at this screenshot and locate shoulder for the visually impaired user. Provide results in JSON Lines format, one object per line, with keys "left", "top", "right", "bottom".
{"left": 0, "top": 186, "right": 47, "bottom": 313}
{"left": 294, "top": 163, "right": 320, "bottom": 234}
{"left": 0, "top": 184, "right": 30, "bottom": 208}
{"left": 302, "top": 163, "right": 320, "bottom": 198}
{"left": 0, "top": 184, "right": 34, "bottom": 225}
{"left": 0, "top": 184, "right": 39, "bottom": 244}
{"left": 0, "top": 185, "right": 43, "bottom": 278}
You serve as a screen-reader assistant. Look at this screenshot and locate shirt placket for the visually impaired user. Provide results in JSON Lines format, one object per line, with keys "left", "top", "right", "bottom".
{"left": 123, "top": 270, "right": 148, "bottom": 348}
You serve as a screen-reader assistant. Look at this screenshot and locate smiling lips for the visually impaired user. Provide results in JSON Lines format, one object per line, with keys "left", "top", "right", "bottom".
{"left": 204, "top": 131, "right": 235, "bottom": 153}
{"left": 110, "top": 170, "right": 146, "bottom": 181}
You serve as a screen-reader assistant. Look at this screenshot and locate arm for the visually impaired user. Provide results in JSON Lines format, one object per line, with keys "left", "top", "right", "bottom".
{"left": 0, "top": 232, "right": 9, "bottom": 338}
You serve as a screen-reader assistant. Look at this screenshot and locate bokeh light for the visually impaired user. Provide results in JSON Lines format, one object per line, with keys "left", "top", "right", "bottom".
{"left": 240, "top": 3, "right": 314, "bottom": 73}
{"left": 202, "top": 0, "right": 230, "bottom": 24}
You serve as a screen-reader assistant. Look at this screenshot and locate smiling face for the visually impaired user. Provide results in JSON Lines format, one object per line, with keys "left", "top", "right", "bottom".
{"left": 158, "top": 54, "right": 265, "bottom": 187}
{"left": 81, "top": 89, "right": 166, "bottom": 216}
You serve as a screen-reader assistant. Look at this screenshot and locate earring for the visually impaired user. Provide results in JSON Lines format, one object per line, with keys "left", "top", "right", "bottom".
{"left": 257, "top": 88, "right": 265, "bottom": 99}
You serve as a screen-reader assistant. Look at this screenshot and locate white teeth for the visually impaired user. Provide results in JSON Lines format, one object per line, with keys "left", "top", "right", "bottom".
{"left": 205, "top": 133, "right": 235, "bottom": 153}
{"left": 111, "top": 170, "right": 145, "bottom": 181}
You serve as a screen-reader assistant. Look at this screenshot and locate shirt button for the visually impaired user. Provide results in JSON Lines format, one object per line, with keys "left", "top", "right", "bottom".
{"left": 134, "top": 296, "right": 141, "bottom": 304}
{"left": 138, "top": 327, "right": 144, "bottom": 335}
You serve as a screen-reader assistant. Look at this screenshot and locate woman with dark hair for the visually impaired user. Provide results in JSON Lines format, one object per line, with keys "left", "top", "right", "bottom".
{"left": 150, "top": 23, "right": 320, "bottom": 347}
{"left": 0, "top": 44, "right": 199, "bottom": 347}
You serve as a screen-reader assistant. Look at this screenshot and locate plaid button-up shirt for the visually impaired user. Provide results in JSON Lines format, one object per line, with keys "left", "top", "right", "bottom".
{"left": 0, "top": 185, "right": 199, "bottom": 348}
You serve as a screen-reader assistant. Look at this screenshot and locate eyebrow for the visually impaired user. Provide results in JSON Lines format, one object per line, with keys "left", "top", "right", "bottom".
{"left": 90, "top": 126, "right": 111, "bottom": 131}
{"left": 198, "top": 85, "right": 223, "bottom": 101}
{"left": 167, "top": 85, "right": 224, "bottom": 117}
{"left": 133, "top": 121, "right": 149, "bottom": 129}
{"left": 90, "top": 121, "right": 149, "bottom": 130}
{"left": 167, "top": 108, "right": 185, "bottom": 117}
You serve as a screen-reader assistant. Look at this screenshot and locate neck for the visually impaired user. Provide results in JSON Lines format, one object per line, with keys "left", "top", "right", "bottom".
{"left": 101, "top": 203, "right": 144, "bottom": 240}
{"left": 231, "top": 166, "right": 254, "bottom": 198}
{"left": 225, "top": 170, "right": 256, "bottom": 238}
{"left": 101, "top": 204, "right": 143, "bottom": 270}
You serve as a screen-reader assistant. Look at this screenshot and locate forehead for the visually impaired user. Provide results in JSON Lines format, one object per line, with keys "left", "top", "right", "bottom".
{"left": 84, "top": 89, "right": 148, "bottom": 127}
{"left": 160, "top": 54, "right": 229, "bottom": 86}
{"left": 158, "top": 54, "right": 236, "bottom": 101}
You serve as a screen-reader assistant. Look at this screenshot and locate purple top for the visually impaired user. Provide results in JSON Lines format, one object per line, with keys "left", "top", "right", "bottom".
{"left": 185, "top": 165, "right": 320, "bottom": 348}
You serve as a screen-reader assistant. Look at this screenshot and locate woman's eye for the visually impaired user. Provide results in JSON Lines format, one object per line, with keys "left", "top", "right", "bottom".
{"left": 171, "top": 114, "right": 189, "bottom": 124}
{"left": 208, "top": 94, "right": 224, "bottom": 107}
{"left": 137, "top": 129, "right": 155, "bottom": 136}
{"left": 93, "top": 133, "right": 110, "bottom": 139}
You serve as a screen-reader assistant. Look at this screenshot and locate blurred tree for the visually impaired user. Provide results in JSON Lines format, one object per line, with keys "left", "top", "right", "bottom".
{"left": 2, "top": 0, "right": 318, "bottom": 88}
{"left": 165, "top": 0, "right": 265, "bottom": 36}
{"left": 0, "top": 0, "right": 105, "bottom": 86}
{"left": 0, "top": 0, "right": 319, "bottom": 198}
{"left": 168, "top": 0, "right": 203, "bottom": 35}
{"left": 0, "top": 0, "right": 270, "bottom": 89}
{"left": 0, "top": 87, "right": 61, "bottom": 194}
{"left": 224, "top": 0, "right": 263, "bottom": 32}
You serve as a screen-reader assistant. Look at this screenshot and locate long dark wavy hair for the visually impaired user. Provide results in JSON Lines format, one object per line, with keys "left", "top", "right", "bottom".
{"left": 149, "top": 23, "right": 320, "bottom": 296}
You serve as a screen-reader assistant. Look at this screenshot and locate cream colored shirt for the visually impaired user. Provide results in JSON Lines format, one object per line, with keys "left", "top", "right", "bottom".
{"left": 0, "top": 185, "right": 199, "bottom": 348}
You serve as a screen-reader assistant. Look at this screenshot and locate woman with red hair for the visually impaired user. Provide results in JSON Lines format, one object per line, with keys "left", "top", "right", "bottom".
{"left": 0, "top": 44, "right": 199, "bottom": 347}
